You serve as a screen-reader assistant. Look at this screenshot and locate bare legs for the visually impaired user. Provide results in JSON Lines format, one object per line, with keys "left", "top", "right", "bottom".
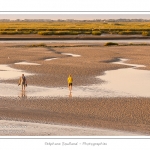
{"left": 22, "top": 84, "right": 26, "bottom": 91}
{"left": 21, "top": 90, "right": 26, "bottom": 98}
{"left": 68, "top": 84, "right": 72, "bottom": 98}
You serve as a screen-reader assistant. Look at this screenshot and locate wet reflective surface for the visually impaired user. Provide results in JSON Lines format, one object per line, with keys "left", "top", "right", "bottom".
{"left": 62, "top": 53, "right": 81, "bottom": 57}
{"left": 14, "top": 62, "right": 41, "bottom": 65}
{"left": 45, "top": 58, "right": 58, "bottom": 61}
{"left": 0, "top": 65, "right": 33, "bottom": 80}
{"left": 0, "top": 83, "right": 133, "bottom": 98}
{"left": 112, "top": 58, "right": 145, "bottom": 68}
{"left": 1, "top": 39, "right": 150, "bottom": 44}
{"left": 99, "top": 58, "right": 150, "bottom": 97}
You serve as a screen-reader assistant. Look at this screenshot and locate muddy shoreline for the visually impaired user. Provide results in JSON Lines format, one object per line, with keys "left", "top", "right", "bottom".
{"left": 0, "top": 34, "right": 150, "bottom": 40}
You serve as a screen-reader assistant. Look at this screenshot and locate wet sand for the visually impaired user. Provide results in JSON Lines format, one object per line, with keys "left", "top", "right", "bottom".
{"left": 0, "top": 120, "right": 145, "bottom": 136}
{"left": 0, "top": 97, "right": 150, "bottom": 135}
{"left": 0, "top": 34, "right": 150, "bottom": 40}
{"left": 0, "top": 42, "right": 150, "bottom": 135}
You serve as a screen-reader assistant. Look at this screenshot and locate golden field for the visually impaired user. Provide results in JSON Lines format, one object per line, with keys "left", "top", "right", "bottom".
{"left": 0, "top": 21, "right": 150, "bottom": 35}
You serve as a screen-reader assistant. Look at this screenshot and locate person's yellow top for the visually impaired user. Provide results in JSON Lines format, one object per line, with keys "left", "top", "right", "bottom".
{"left": 68, "top": 76, "right": 73, "bottom": 83}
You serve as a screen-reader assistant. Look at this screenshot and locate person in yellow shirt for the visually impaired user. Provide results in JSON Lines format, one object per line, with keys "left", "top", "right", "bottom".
{"left": 67, "top": 74, "right": 73, "bottom": 92}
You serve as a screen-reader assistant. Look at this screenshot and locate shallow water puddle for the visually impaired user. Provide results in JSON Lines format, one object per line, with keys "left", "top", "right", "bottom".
{"left": 112, "top": 58, "right": 145, "bottom": 68}
{"left": 62, "top": 53, "right": 81, "bottom": 57}
{"left": 14, "top": 61, "right": 40, "bottom": 65}
{"left": 45, "top": 58, "right": 58, "bottom": 61}
{"left": 0, "top": 83, "right": 130, "bottom": 98}
{"left": 1, "top": 39, "right": 150, "bottom": 44}
{"left": 98, "top": 58, "right": 150, "bottom": 97}
{"left": 0, "top": 65, "right": 33, "bottom": 80}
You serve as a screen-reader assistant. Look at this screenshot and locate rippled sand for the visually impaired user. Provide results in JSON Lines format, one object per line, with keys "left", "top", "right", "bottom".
{"left": 0, "top": 42, "right": 150, "bottom": 135}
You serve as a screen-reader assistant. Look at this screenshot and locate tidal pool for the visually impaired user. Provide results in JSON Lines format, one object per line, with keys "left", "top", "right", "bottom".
{"left": 62, "top": 53, "right": 81, "bottom": 57}
{"left": 45, "top": 58, "right": 58, "bottom": 61}
{"left": 0, "top": 83, "right": 131, "bottom": 98}
{"left": 14, "top": 61, "right": 41, "bottom": 65}
{"left": 1, "top": 39, "right": 150, "bottom": 44}
{"left": 0, "top": 65, "right": 33, "bottom": 80}
{"left": 112, "top": 58, "right": 145, "bottom": 68}
{"left": 99, "top": 58, "right": 150, "bottom": 97}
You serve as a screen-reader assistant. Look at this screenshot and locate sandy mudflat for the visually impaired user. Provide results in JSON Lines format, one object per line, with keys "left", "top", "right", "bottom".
{"left": 0, "top": 120, "right": 145, "bottom": 136}
{"left": 0, "top": 34, "right": 149, "bottom": 40}
{"left": 1, "top": 97, "right": 150, "bottom": 136}
{"left": 0, "top": 42, "right": 150, "bottom": 135}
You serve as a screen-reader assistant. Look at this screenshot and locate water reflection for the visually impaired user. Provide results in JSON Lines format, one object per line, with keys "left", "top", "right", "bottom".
{"left": 45, "top": 58, "right": 58, "bottom": 61}
{"left": 18, "top": 90, "right": 27, "bottom": 99}
{"left": 62, "top": 53, "right": 81, "bottom": 57}
{"left": 69, "top": 92, "right": 72, "bottom": 98}
{"left": 112, "top": 58, "right": 145, "bottom": 68}
{"left": 98, "top": 58, "right": 150, "bottom": 97}
{"left": 1, "top": 39, "right": 150, "bottom": 44}
{"left": 15, "top": 61, "right": 40, "bottom": 65}
{"left": 0, "top": 65, "right": 33, "bottom": 80}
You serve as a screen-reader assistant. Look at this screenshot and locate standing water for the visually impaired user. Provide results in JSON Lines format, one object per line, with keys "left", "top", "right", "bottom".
{"left": 98, "top": 58, "right": 150, "bottom": 97}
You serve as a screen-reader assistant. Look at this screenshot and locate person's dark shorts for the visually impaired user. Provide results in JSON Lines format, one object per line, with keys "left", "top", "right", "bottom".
{"left": 22, "top": 82, "right": 25, "bottom": 86}
{"left": 69, "top": 83, "right": 72, "bottom": 86}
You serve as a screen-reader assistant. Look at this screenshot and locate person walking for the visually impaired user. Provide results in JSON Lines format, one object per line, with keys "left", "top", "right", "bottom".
{"left": 18, "top": 74, "right": 27, "bottom": 91}
{"left": 67, "top": 74, "right": 73, "bottom": 92}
